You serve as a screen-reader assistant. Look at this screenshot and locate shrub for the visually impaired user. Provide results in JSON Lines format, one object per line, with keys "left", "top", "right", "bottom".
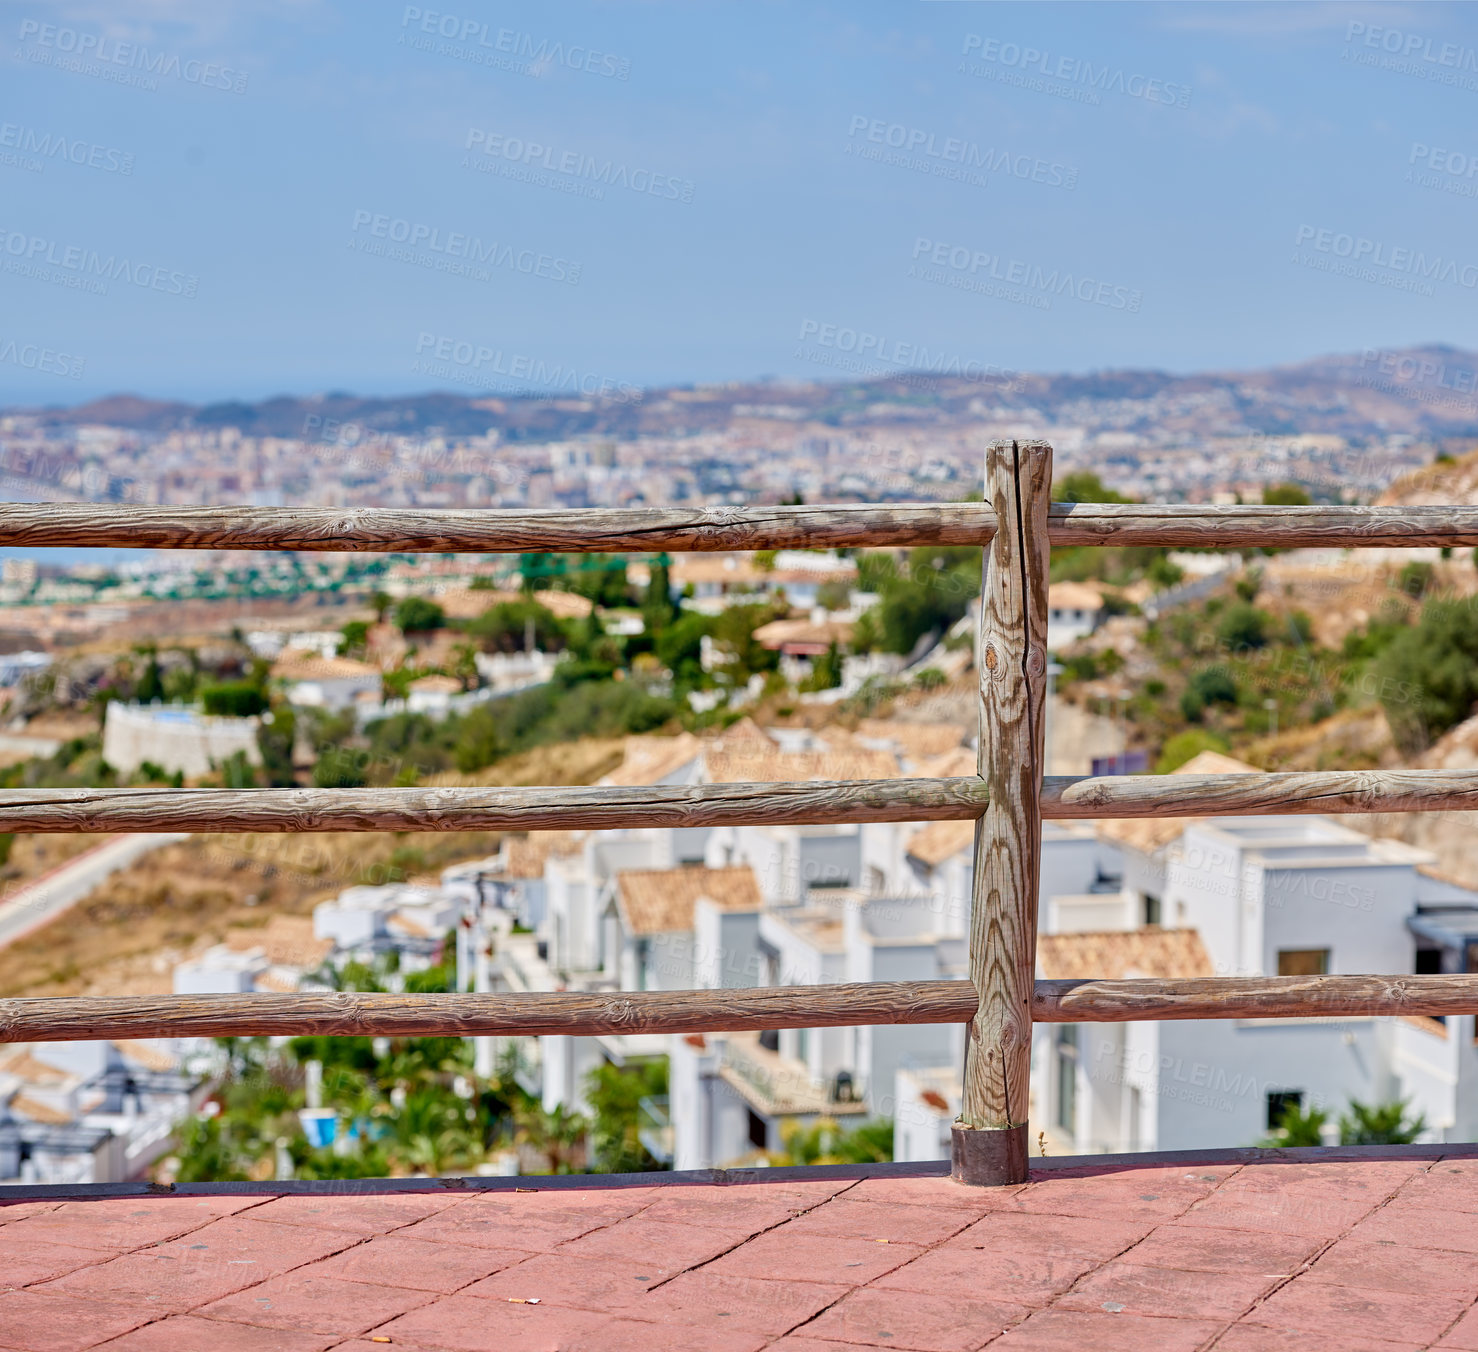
{"left": 1375, "top": 598, "right": 1478, "bottom": 752}
{"left": 1155, "top": 729, "right": 1229, "bottom": 774}
{"left": 393, "top": 597, "right": 445, "bottom": 634}
{"left": 201, "top": 681, "right": 267, "bottom": 717}
{"left": 1215, "top": 603, "right": 1269, "bottom": 652}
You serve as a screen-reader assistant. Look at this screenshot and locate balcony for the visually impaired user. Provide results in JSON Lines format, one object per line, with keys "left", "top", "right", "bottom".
{"left": 4, "top": 462, "right": 1478, "bottom": 1337}
{"left": 2, "top": 1145, "right": 1475, "bottom": 1349}
{"left": 719, "top": 1031, "right": 869, "bottom": 1118}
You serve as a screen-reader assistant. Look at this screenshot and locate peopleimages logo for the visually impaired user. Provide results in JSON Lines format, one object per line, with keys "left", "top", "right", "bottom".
{"left": 0, "top": 226, "right": 198, "bottom": 298}
{"left": 960, "top": 34, "right": 1190, "bottom": 108}
{"left": 397, "top": 8, "right": 629, "bottom": 80}
{"left": 844, "top": 116, "right": 1077, "bottom": 190}
{"left": 908, "top": 238, "right": 1143, "bottom": 312}
{"left": 0, "top": 339, "right": 84, "bottom": 379}
{"left": 1293, "top": 224, "right": 1478, "bottom": 290}
{"left": 463, "top": 130, "right": 695, "bottom": 203}
{"left": 348, "top": 210, "right": 582, "bottom": 285}
{"left": 15, "top": 20, "right": 249, "bottom": 94}
{"left": 795, "top": 320, "right": 1019, "bottom": 385}
{"left": 412, "top": 332, "right": 643, "bottom": 404}
{"left": 0, "top": 123, "right": 134, "bottom": 175}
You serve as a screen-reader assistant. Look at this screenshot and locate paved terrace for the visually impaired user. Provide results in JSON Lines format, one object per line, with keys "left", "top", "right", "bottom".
{"left": 4, "top": 1147, "right": 1478, "bottom": 1351}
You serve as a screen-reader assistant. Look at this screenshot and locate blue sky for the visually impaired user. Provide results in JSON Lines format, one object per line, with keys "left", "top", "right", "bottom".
{"left": 2, "top": 0, "right": 1477, "bottom": 404}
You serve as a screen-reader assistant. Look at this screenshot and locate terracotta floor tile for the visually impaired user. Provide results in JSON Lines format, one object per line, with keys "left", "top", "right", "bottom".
{"left": 841, "top": 1176, "right": 1022, "bottom": 1211}
{"left": 1005, "top": 1181, "right": 1215, "bottom": 1224}
{"left": 368, "top": 1292, "right": 609, "bottom": 1351}
{"left": 768, "top": 1340, "right": 916, "bottom": 1352}
{"left": 637, "top": 1191, "right": 818, "bottom": 1233}
{"left": 0, "top": 1202, "right": 61, "bottom": 1226}
{"left": 638, "top": 1271, "right": 852, "bottom": 1335}
{"left": 1118, "top": 1222, "right": 1322, "bottom": 1275}
{"left": 1350, "top": 1203, "right": 1478, "bottom": 1254}
{"left": 704, "top": 1230, "right": 922, "bottom": 1285}
{"left": 392, "top": 1204, "right": 615, "bottom": 1254}
{"left": 1304, "top": 1237, "right": 1478, "bottom": 1297}
{"left": 802, "top": 1285, "right": 1029, "bottom": 1351}
{"left": 560, "top": 1319, "right": 770, "bottom": 1352}
{"left": 0, "top": 1289, "right": 156, "bottom": 1352}
{"left": 1215, "top": 1323, "right": 1428, "bottom": 1352}
{"left": 1435, "top": 1300, "right": 1478, "bottom": 1350}
{"left": 35, "top": 1251, "right": 276, "bottom": 1314}
{"left": 1055, "top": 1260, "right": 1281, "bottom": 1319}
{"left": 196, "top": 1273, "right": 433, "bottom": 1336}
{"left": 988, "top": 1308, "right": 1222, "bottom": 1351}
{"left": 777, "top": 1198, "right": 977, "bottom": 1247}
{"left": 1175, "top": 1187, "right": 1375, "bottom": 1238}
{"left": 556, "top": 1215, "right": 749, "bottom": 1271}
{"left": 461, "top": 1252, "right": 668, "bottom": 1314}
{"left": 88, "top": 1316, "right": 338, "bottom": 1351}
{"left": 0, "top": 1197, "right": 258, "bottom": 1253}
{"left": 1252, "top": 1276, "right": 1469, "bottom": 1345}
{"left": 0, "top": 1236, "right": 112, "bottom": 1289}
{"left": 946, "top": 1210, "right": 1151, "bottom": 1260}
{"left": 240, "top": 1193, "right": 460, "bottom": 1235}
{"left": 300, "top": 1233, "right": 531, "bottom": 1293}
{"left": 872, "top": 1244, "right": 1097, "bottom": 1305}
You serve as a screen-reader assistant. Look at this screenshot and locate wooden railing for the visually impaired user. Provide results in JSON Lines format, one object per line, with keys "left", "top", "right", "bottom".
{"left": 4, "top": 438, "right": 1478, "bottom": 1187}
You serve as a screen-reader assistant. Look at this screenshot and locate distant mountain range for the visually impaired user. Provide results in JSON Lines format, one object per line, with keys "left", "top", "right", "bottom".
{"left": 12, "top": 344, "right": 1478, "bottom": 445}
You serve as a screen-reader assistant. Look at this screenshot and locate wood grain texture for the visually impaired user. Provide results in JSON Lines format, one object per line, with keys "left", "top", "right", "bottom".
{"left": 0, "top": 503, "right": 996, "bottom": 553}
{"left": 1035, "top": 975, "right": 1478, "bottom": 1023}
{"left": 1048, "top": 502, "right": 1478, "bottom": 548}
{"left": 1041, "top": 769, "right": 1478, "bottom": 818}
{"left": 962, "top": 439, "right": 1053, "bottom": 1132}
{"left": 0, "top": 981, "right": 978, "bottom": 1043}
{"left": 0, "top": 777, "right": 991, "bottom": 833}
{"left": 14, "top": 973, "right": 1478, "bottom": 1043}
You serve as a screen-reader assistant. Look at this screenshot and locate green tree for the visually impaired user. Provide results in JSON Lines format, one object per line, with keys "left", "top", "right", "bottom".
{"left": 1155, "top": 728, "right": 1230, "bottom": 774}
{"left": 468, "top": 599, "right": 565, "bottom": 654}
{"left": 585, "top": 1058, "right": 668, "bottom": 1173}
{"left": 453, "top": 706, "right": 502, "bottom": 773}
{"left": 256, "top": 707, "right": 297, "bottom": 786}
{"left": 643, "top": 555, "right": 676, "bottom": 633}
{"left": 1375, "top": 598, "right": 1478, "bottom": 753}
{"left": 394, "top": 597, "right": 445, "bottom": 634}
{"left": 1053, "top": 470, "right": 1132, "bottom": 504}
{"left": 800, "top": 642, "right": 843, "bottom": 692}
{"left": 1263, "top": 482, "right": 1312, "bottom": 506}
{"left": 1262, "top": 1099, "right": 1328, "bottom": 1147}
{"left": 1216, "top": 603, "right": 1269, "bottom": 652}
{"left": 1340, "top": 1098, "right": 1427, "bottom": 1145}
{"left": 340, "top": 620, "right": 371, "bottom": 658}
{"left": 134, "top": 648, "right": 164, "bottom": 704}
{"left": 769, "top": 1117, "right": 893, "bottom": 1166}
{"left": 201, "top": 681, "right": 268, "bottom": 717}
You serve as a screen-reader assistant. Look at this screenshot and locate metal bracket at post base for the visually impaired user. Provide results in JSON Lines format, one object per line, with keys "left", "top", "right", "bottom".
{"left": 950, "top": 1122, "right": 1029, "bottom": 1186}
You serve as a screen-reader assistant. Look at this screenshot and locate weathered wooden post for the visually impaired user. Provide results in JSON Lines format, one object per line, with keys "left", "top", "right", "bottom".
{"left": 954, "top": 439, "right": 1052, "bottom": 1185}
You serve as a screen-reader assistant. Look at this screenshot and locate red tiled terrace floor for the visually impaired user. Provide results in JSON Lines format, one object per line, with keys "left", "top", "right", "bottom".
{"left": 4, "top": 1145, "right": 1478, "bottom": 1351}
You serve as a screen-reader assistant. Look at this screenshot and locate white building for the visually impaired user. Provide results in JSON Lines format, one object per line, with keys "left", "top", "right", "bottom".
{"left": 1035, "top": 752, "right": 1478, "bottom": 1155}
{"left": 102, "top": 701, "right": 261, "bottom": 779}
{"left": 1046, "top": 581, "right": 1106, "bottom": 649}
{"left": 0, "top": 1039, "right": 206, "bottom": 1187}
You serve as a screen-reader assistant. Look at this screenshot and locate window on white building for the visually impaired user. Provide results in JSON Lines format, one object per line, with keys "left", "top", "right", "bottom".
{"left": 1277, "top": 948, "right": 1329, "bottom": 976}
{"left": 1267, "top": 1090, "right": 1303, "bottom": 1131}
{"left": 1055, "top": 1025, "right": 1078, "bottom": 1133}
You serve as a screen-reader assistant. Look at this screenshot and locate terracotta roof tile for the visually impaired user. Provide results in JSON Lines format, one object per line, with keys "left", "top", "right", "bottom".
{"left": 1038, "top": 927, "right": 1214, "bottom": 980}
{"left": 615, "top": 866, "right": 762, "bottom": 935}
{"left": 906, "top": 818, "right": 976, "bottom": 868}
{"left": 603, "top": 733, "right": 703, "bottom": 787}
{"left": 702, "top": 749, "right": 902, "bottom": 784}
{"left": 503, "top": 831, "right": 587, "bottom": 879}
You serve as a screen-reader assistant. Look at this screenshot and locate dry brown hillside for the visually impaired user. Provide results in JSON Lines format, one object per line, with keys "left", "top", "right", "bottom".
{"left": 0, "top": 737, "right": 623, "bottom": 999}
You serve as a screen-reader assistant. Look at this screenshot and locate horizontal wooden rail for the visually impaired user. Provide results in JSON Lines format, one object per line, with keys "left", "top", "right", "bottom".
{"left": 0, "top": 503, "right": 995, "bottom": 553}
{"left": 1035, "top": 975, "right": 1478, "bottom": 1023}
{"left": 0, "top": 982, "right": 978, "bottom": 1042}
{"left": 11, "top": 974, "right": 1478, "bottom": 1043}
{"left": 0, "top": 777, "right": 991, "bottom": 833}
{"left": 1049, "top": 502, "right": 1478, "bottom": 549}
{"left": 1041, "top": 769, "right": 1478, "bottom": 818}
{"left": 3, "top": 502, "right": 1475, "bottom": 553}
{"left": 1, "top": 770, "right": 1470, "bottom": 834}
